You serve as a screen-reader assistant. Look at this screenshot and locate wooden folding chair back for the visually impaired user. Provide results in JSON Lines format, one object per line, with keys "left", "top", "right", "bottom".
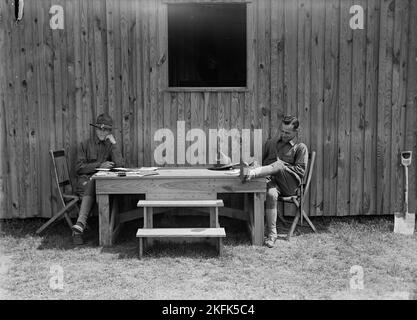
{"left": 50, "top": 149, "right": 75, "bottom": 207}
{"left": 280, "top": 150, "right": 317, "bottom": 240}
{"left": 36, "top": 149, "right": 79, "bottom": 235}
{"left": 300, "top": 151, "right": 316, "bottom": 204}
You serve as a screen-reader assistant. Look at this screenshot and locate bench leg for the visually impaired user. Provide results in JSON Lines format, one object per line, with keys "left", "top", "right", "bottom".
{"left": 138, "top": 238, "right": 143, "bottom": 259}
{"left": 210, "top": 207, "right": 219, "bottom": 248}
{"left": 209, "top": 207, "right": 219, "bottom": 227}
{"left": 144, "top": 207, "right": 154, "bottom": 248}
{"left": 218, "top": 238, "right": 223, "bottom": 257}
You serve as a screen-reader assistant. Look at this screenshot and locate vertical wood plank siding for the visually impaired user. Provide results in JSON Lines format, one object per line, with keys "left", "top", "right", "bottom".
{"left": 0, "top": 0, "right": 416, "bottom": 218}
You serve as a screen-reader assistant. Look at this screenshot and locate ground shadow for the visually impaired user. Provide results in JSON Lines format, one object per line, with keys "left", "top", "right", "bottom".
{"left": 273, "top": 215, "right": 325, "bottom": 241}
{"left": 11, "top": 214, "right": 252, "bottom": 257}
{"left": 101, "top": 215, "right": 252, "bottom": 259}
{"left": 1, "top": 215, "right": 396, "bottom": 254}
{"left": 36, "top": 217, "right": 100, "bottom": 250}
{"left": 274, "top": 214, "right": 395, "bottom": 241}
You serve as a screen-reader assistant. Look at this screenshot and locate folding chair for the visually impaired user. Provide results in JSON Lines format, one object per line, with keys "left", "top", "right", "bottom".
{"left": 36, "top": 150, "right": 80, "bottom": 235}
{"left": 279, "top": 151, "right": 317, "bottom": 240}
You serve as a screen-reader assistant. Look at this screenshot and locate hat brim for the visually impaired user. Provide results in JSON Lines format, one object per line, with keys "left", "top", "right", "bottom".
{"left": 90, "top": 123, "right": 113, "bottom": 130}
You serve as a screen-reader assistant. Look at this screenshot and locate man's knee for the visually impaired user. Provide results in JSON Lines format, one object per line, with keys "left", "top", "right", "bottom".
{"left": 274, "top": 170, "right": 299, "bottom": 196}
{"left": 84, "top": 180, "right": 96, "bottom": 197}
{"left": 266, "top": 187, "right": 279, "bottom": 202}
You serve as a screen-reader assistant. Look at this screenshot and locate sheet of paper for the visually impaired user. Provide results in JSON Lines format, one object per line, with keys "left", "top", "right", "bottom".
{"left": 95, "top": 171, "right": 159, "bottom": 177}
{"left": 95, "top": 171, "right": 117, "bottom": 176}
{"left": 224, "top": 169, "right": 240, "bottom": 176}
{"left": 125, "top": 172, "right": 159, "bottom": 177}
{"left": 138, "top": 167, "right": 159, "bottom": 171}
{"left": 113, "top": 167, "right": 159, "bottom": 172}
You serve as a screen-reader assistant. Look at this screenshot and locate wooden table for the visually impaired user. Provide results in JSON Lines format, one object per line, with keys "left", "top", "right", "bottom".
{"left": 93, "top": 168, "right": 266, "bottom": 246}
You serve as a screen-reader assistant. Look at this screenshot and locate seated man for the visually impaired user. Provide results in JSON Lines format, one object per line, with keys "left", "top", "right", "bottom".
{"left": 242, "top": 115, "right": 308, "bottom": 248}
{"left": 72, "top": 113, "right": 125, "bottom": 243}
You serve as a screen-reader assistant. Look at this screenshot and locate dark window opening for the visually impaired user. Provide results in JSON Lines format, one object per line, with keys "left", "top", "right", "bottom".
{"left": 168, "top": 3, "right": 247, "bottom": 87}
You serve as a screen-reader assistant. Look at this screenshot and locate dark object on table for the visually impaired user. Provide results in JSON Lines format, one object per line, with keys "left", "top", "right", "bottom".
{"left": 208, "top": 151, "right": 239, "bottom": 170}
{"left": 208, "top": 163, "right": 238, "bottom": 170}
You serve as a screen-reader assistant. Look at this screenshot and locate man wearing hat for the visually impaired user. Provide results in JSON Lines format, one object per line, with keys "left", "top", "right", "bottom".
{"left": 72, "top": 113, "right": 125, "bottom": 242}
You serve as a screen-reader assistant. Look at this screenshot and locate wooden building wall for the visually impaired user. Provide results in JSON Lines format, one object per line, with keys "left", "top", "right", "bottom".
{"left": 0, "top": 0, "right": 416, "bottom": 219}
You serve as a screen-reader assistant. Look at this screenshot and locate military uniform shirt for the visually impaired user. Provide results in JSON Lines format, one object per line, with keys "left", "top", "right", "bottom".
{"left": 262, "top": 136, "right": 308, "bottom": 185}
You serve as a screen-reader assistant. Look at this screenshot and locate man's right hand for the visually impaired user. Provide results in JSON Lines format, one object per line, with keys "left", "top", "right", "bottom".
{"left": 100, "top": 161, "right": 114, "bottom": 169}
{"left": 276, "top": 156, "right": 286, "bottom": 165}
{"left": 106, "top": 134, "right": 116, "bottom": 145}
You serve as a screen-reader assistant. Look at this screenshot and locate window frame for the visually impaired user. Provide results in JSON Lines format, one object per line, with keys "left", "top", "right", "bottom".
{"left": 159, "top": 0, "right": 254, "bottom": 92}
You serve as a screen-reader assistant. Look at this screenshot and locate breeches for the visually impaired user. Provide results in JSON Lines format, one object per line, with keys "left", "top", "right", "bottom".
{"left": 264, "top": 165, "right": 300, "bottom": 210}
{"left": 76, "top": 176, "right": 96, "bottom": 197}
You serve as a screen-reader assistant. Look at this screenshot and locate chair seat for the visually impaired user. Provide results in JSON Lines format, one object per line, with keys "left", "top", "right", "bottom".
{"left": 63, "top": 194, "right": 80, "bottom": 202}
{"left": 279, "top": 195, "right": 298, "bottom": 202}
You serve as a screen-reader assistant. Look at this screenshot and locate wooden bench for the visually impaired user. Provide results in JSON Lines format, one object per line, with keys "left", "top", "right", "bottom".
{"left": 137, "top": 200, "right": 225, "bottom": 258}
{"left": 136, "top": 228, "right": 226, "bottom": 258}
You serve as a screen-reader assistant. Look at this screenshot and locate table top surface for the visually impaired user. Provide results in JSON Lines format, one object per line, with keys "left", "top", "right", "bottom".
{"left": 92, "top": 167, "right": 263, "bottom": 180}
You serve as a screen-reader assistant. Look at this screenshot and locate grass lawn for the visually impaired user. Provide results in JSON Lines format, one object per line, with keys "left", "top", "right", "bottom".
{"left": 0, "top": 214, "right": 416, "bottom": 300}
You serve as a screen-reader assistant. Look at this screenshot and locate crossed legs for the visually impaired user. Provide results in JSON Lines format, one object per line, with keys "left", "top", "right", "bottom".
{"left": 246, "top": 160, "right": 300, "bottom": 246}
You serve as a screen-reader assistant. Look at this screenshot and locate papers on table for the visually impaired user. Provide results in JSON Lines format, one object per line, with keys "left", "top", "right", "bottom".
{"left": 223, "top": 169, "right": 240, "bottom": 176}
{"left": 138, "top": 167, "right": 159, "bottom": 171}
{"left": 95, "top": 171, "right": 115, "bottom": 176}
{"left": 112, "top": 167, "right": 159, "bottom": 172}
{"left": 125, "top": 171, "right": 159, "bottom": 177}
{"left": 94, "top": 168, "right": 159, "bottom": 177}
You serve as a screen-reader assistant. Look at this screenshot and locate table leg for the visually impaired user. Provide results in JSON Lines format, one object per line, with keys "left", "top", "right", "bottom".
{"left": 253, "top": 192, "right": 265, "bottom": 246}
{"left": 244, "top": 193, "right": 253, "bottom": 243}
{"left": 110, "top": 196, "right": 121, "bottom": 245}
{"left": 98, "top": 194, "right": 111, "bottom": 246}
